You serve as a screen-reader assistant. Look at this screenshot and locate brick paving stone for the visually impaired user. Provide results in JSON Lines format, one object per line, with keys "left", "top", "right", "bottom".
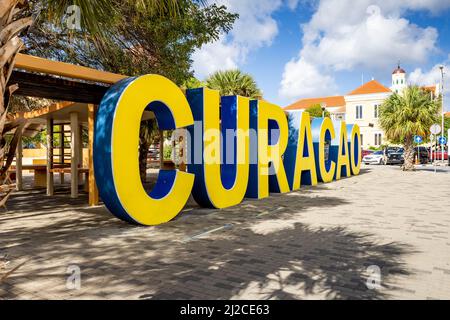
{"left": 1, "top": 166, "right": 450, "bottom": 299}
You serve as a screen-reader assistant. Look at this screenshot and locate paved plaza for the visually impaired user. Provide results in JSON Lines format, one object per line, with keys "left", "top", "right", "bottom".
{"left": 1, "top": 165, "right": 450, "bottom": 299}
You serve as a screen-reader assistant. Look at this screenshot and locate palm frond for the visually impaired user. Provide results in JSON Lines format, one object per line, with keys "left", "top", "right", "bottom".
{"left": 206, "top": 69, "right": 262, "bottom": 99}
{"left": 43, "top": 0, "right": 190, "bottom": 35}
{"left": 379, "top": 86, "right": 439, "bottom": 144}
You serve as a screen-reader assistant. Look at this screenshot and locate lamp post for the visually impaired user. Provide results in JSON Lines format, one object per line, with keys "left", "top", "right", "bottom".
{"left": 320, "top": 102, "right": 327, "bottom": 118}
{"left": 439, "top": 65, "right": 445, "bottom": 164}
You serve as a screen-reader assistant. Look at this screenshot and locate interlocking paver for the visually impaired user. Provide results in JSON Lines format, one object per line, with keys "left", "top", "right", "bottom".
{"left": 1, "top": 166, "right": 450, "bottom": 299}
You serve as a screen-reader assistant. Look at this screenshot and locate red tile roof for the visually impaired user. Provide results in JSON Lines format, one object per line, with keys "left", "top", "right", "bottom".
{"left": 347, "top": 80, "right": 391, "bottom": 95}
{"left": 422, "top": 85, "right": 437, "bottom": 94}
{"left": 284, "top": 95, "right": 345, "bottom": 110}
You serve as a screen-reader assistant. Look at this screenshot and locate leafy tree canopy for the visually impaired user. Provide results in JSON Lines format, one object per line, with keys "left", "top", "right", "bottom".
{"left": 23, "top": 1, "right": 238, "bottom": 85}
{"left": 305, "top": 104, "right": 330, "bottom": 118}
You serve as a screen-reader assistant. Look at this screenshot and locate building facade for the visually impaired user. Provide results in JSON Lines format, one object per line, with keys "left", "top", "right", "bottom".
{"left": 284, "top": 65, "right": 439, "bottom": 149}
{"left": 344, "top": 80, "right": 391, "bottom": 147}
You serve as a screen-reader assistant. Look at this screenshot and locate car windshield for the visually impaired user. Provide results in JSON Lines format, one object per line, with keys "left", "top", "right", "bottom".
{"left": 373, "top": 151, "right": 383, "bottom": 155}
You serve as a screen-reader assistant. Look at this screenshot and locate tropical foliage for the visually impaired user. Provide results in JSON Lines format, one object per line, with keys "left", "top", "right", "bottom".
{"left": 24, "top": 1, "right": 237, "bottom": 85}
{"left": 379, "top": 86, "right": 440, "bottom": 170}
{"left": 22, "top": 1, "right": 237, "bottom": 179}
{"left": 41, "top": 0, "right": 184, "bottom": 36}
{"left": 305, "top": 104, "right": 330, "bottom": 118}
{"left": 2, "top": 0, "right": 237, "bottom": 184}
{"left": 444, "top": 116, "right": 450, "bottom": 134}
{"left": 206, "top": 69, "right": 262, "bottom": 99}
{"left": 182, "top": 77, "right": 206, "bottom": 90}
{"left": 0, "top": 0, "right": 32, "bottom": 203}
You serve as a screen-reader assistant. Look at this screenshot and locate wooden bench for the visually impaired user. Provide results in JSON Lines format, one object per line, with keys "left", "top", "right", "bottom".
{"left": 8, "top": 164, "right": 71, "bottom": 188}
{"left": 49, "top": 167, "right": 90, "bottom": 192}
{"left": 8, "top": 165, "right": 47, "bottom": 188}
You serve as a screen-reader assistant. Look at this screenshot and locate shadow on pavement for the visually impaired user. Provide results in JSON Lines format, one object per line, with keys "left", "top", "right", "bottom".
{"left": 0, "top": 181, "right": 413, "bottom": 300}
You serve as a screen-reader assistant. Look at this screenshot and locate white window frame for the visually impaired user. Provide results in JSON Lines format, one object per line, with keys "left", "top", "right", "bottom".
{"left": 356, "top": 105, "right": 363, "bottom": 119}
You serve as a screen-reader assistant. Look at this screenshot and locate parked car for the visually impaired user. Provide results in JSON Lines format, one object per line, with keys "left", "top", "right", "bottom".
{"left": 415, "top": 146, "right": 430, "bottom": 164}
{"left": 430, "top": 149, "right": 448, "bottom": 161}
{"left": 386, "top": 146, "right": 401, "bottom": 154}
{"left": 386, "top": 149, "right": 404, "bottom": 165}
{"left": 363, "top": 151, "right": 384, "bottom": 165}
{"left": 361, "top": 149, "right": 373, "bottom": 159}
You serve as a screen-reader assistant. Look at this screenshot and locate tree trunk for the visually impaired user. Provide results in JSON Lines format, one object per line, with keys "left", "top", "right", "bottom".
{"left": 139, "top": 140, "right": 150, "bottom": 183}
{"left": 138, "top": 119, "right": 158, "bottom": 183}
{"left": 402, "top": 137, "right": 415, "bottom": 171}
{"left": 0, "top": 1, "right": 32, "bottom": 190}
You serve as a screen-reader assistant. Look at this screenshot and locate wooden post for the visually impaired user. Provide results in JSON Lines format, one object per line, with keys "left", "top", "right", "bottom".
{"left": 78, "top": 124, "right": 83, "bottom": 183}
{"left": 159, "top": 129, "right": 164, "bottom": 169}
{"left": 70, "top": 112, "right": 79, "bottom": 198}
{"left": 15, "top": 128, "right": 23, "bottom": 191}
{"left": 59, "top": 125, "right": 64, "bottom": 184}
{"left": 179, "top": 129, "right": 186, "bottom": 172}
{"left": 88, "top": 104, "right": 99, "bottom": 206}
{"left": 46, "top": 117, "right": 54, "bottom": 196}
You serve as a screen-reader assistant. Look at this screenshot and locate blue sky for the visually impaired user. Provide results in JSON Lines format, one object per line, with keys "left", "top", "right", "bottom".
{"left": 192, "top": 0, "right": 450, "bottom": 111}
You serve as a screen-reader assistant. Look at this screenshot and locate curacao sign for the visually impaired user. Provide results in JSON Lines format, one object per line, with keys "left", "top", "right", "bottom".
{"left": 94, "top": 75, "right": 361, "bottom": 226}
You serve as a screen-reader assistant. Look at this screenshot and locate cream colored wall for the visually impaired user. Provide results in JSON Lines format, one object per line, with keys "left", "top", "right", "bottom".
{"left": 345, "top": 92, "right": 391, "bottom": 149}
{"left": 23, "top": 148, "right": 46, "bottom": 158}
{"left": 21, "top": 148, "right": 89, "bottom": 167}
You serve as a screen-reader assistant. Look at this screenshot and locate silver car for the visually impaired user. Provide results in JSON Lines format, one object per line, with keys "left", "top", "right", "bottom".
{"left": 362, "top": 151, "right": 384, "bottom": 165}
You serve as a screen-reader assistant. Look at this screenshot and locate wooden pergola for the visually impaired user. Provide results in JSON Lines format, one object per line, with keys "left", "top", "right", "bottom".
{"left": 9, "top": 54, "right": 128, "bottom": 206}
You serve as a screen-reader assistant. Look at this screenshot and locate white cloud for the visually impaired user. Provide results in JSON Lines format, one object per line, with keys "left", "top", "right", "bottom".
{"left": 409, "top": 61, "right": 450, "bottom": 111}
{"left": 192, "top": 0, "right": 286, "bottom": 79}
{"left": 286, "top": 0, "right": 301, "bottom": 10}
{"left": 302, "top": 6, "right": 438, "bottom": 71}
{"left": 279, "top": 58, "right": 337, "bottom": 99}
{"left": 279, "top": 0, "right": 448, "bottom": 101}
{"left": 222, "top": 0, "right": 281, "bottom": 46}
{"left": 191, "top": 36, "right": 241, "bottom": 79}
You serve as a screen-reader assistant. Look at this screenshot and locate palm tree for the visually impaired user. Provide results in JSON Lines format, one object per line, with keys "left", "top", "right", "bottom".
{"left": 379, "top": 86, "right": 440, "bottom": 171}
{"left": 206, "top": 69, "right": 262, "bottom": 99}
{"left": 0, "top": 1, "right": 32, "bottom": 198}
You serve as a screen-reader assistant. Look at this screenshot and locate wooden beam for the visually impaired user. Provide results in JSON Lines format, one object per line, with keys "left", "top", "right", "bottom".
{"left": 15, "top": 129, "right": 23, "bottom": 191}
{"left": 46, "top": 117, "right": 54, "bottom": 196}
{"left": 15, "top": 53, "right": 128, "bottom": 84}
{"left": 88, "top": 104, "right": 99, "bottom": 206}
{"left": 70, "top": 112, "right": 79, "bottom": 198}
{"left": 9, "top": 71, "right": 110, "bottom": 104}
{"left": 13, "top": 101, "right": 73, "bottom": 121}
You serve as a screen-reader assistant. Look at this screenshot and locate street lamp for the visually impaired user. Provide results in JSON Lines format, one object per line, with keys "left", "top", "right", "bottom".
{"left": 439, "top": 65, "right": 445, "bottom": 163}
{"left": 320, "top": 102, "right": 327, "bottom": 118}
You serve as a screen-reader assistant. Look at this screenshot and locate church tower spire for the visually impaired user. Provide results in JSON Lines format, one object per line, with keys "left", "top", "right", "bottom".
{"left": 391, "top": 62, "right": 407, "bottom": 94}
